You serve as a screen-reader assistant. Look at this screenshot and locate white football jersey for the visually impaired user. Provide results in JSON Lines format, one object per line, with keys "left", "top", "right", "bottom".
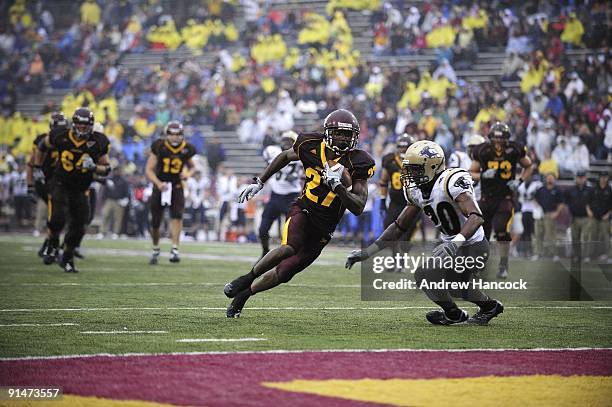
{"left": 447, "top": 150, "right": 471, "bottom": 170}
{"left": 448, "top": 150, "right": 481, "bottom": 200}
{"left": 263, "top": 145, "right": 303, "bottom": 195}
{"left": 404, "top": 168, "right": 485, "bottom": 245}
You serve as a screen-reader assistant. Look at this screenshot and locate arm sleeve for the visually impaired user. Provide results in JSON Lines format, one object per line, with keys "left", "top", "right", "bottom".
{"left": 447, "top": 170, "right": 475, "bottom": 201}
{"left": 350, "top": 152, "right": 376, "bottom": 181}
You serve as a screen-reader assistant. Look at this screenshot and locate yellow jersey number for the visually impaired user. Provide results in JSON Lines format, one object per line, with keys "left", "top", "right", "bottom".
{"left": 304, "top": 167, "right": 336, "bottom": 207}
{"left": 487, "top": 160, "right": 512, "bottom": 180}
{"left": 162, "top": 157, "right": 183, "bottom": 174}
{"left": 391, "top": 171, "right": 402, "bottom": 190}
{"left": 60, "top": 151, "right": 88, "bottom": 172}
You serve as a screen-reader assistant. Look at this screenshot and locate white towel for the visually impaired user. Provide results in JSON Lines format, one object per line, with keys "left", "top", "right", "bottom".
{"left": 161, "top": 183, "right": 172, "bottom": 206}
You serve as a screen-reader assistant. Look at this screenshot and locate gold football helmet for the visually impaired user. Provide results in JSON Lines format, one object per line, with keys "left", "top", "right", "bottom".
{"left": 401, "top": 140, "right": 445, "bottom": 188}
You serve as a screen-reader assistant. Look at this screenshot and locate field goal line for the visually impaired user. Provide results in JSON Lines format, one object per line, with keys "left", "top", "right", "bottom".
{"left": 1, "top": 347, "right": 611, "bottom": 362}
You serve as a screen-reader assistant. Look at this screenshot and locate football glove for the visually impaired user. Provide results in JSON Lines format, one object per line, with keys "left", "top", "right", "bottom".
{"left": 507, "top": 179, "right": 522, "bottom": 193}
{"left": 322, "top": 162, "right": 344, "bottom": 191}
{"left": 482, "top": 168, "right": 497, "bottom": 179}
{"left": 81, "top": 155, "right": 97, "bottom": 171}
{"left": 345, "top": 249, "right": 369, "bottom": 270}
{"left": 238, "top": 177, "right": 264, "bottom": 203}
{"left": 432, "top": 241, "right": 459, "bottom": 259}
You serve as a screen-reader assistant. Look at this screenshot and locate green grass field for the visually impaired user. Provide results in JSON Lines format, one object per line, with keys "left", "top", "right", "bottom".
{"left": 1, "top": 234, "right": 611, "bottom": 358}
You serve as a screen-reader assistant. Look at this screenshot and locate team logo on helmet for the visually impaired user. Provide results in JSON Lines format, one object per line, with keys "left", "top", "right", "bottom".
{"left": 420, "top": 145, "right": 441, "bottom": 159}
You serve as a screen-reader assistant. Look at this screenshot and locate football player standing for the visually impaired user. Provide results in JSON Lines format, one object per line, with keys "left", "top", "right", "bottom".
{"left": 37, "top": 107, "right": 111, "bottom": 273}
{"left": 146, "top": 121, "right": 196, "bottom": 264}
{"left": 469, "top": 122, "right": 533, "bottom": 279}
{"left": 258, "top": 130, "right": 303, "bottom": 257}
{"left": 347, "top": 140, "right": 504, "bottom": 325}
{"left": 224, "top": 109, "right": 376, "bottom": 317}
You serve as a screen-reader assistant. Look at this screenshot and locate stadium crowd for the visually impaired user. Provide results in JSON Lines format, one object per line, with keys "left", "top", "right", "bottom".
{"left": 0, "top": 0, "right": 610, "bottom": 258}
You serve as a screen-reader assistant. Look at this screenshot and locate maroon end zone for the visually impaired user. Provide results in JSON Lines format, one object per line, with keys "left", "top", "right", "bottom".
{"left": 1, "top": 349, "right": 611, "bottom": 406}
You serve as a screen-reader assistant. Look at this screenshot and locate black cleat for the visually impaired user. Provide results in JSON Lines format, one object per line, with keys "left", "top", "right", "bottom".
{"left": 38, "top": 239, "right": 49, "bottom": 258}
{"left": 224, "top": 273, "right": 254, "bottom": 298}
{"left": 426, "top": 309, "right": 468, "bottom": 325}
{"left": 169, "top": 248, "right": 180, "bottom": 263}
{"left": 226, "top": 289, "right": 251, "bottom": 318}
{"left": 467, "top": 300, "right": 504, "bottom": 325}
{"left": 43, "top": 247, "right": 58, "bottom": 265}
{"left": 62, "top": 260, "right": 79, "bottom": 273}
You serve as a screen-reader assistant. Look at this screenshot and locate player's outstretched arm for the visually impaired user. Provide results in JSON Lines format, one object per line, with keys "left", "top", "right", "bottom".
{"left": 238, "top": 149, "right": 299, "bottom": 203}
{"left": 346, "top": 204, "right": 420, "bottom": 269}
{"left": 260, "top": 149, "right": 299, "bottom": 183}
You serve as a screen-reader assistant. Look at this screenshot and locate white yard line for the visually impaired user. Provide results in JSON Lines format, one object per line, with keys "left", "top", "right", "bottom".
{"left": 1, "top": 347, "right": 611, "bottom": 362}
{"left": 0, "top": 323, "right": 79, "bottom": 327}
{"left": 176, "top": 338, "right": 267, "bottom": 343}
{"left": 0, "top": 305, "right": 610, "bottom": 313}
{"left": 80, "top": 330, "right": 167, "bottom": 335}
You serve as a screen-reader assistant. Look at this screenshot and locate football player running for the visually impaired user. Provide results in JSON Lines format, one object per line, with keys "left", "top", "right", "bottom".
{"left": 258, "top": 131, "right": 303, "bottom": 257}
{"left": 346, "top": 140, "right": 503, "bottom": 325}
{"left": 146, "top": 121, "right": 196, "bottom": 264}
{"left": 28, "top": 112, "right": 67, "bottom": 258}
{"left": 37, "top": 107, "right": 111, "bottom": 273}
{"left": 224, "top": 109, "right": 376, "bottom": 317}
{"left": 470, "top": 122, "right": 533, "bottom": 279}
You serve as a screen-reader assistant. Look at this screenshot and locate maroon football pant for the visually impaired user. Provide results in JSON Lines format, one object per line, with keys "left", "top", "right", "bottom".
{"left": 274, "top": 204, "right": 331, "bottom": 283}
{"left": 479, "top": 195, "right": 514, "bottom": 242}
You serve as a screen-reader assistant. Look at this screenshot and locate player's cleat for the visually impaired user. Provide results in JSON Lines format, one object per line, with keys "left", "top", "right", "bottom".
{"left": 467, "top": 300, "right": 504, "bottom": 325}
{"left": 74, "top": 247, "right": 85, "bottom": 259}
{"left": 224, "top": 273, "right": 254, "bottom": 298}
{"left": 43, "top": 246, "right": 58, "bottom": 265}
{"left": 425, "top": 309, "right": 468, "bottom": 325}
{"left": 226, "top": 289, "right": 251, "bottom": 318}
{"left": 149, "top": 248, "right": 160, "bottom": 265}
{"left": 38, "top": 239, "right": 49, "bottom": 258}
{"left": 169, "top": 248, "right": 180, "bottom": 263}
{"left": 496, "top": 264, "right": 508, "bottom": 279}
{"left": 62, "top": 259, "right": 79, "bottom": 273}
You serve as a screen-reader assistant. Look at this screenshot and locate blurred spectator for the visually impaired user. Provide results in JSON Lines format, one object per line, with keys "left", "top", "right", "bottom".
{"left": 534, "top": 173, "right": 564, "bottom": 260}
{"left": 100, "top": 166, "right": 130, "bottom": 239}
{"left": 206, "top": 138, "right": 226, "bottom": 175}
{"left": 564, "top": 171, "right": 592, "bottom": 260}
{"left": 586, "top": 172, "right": 611, "bottom": 261}
{"left": 80, "top": 0, "right": 101, "bottom": 27}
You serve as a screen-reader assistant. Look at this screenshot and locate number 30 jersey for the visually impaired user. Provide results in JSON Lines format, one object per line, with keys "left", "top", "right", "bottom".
{"left": 293, "top": 132, "right": 376, "bottom": 234}
{"left": 151, "top": 139, "right": 196, "bottom": 185}
{"left": 404, "top": 168, "right": 484, "bottom": 245}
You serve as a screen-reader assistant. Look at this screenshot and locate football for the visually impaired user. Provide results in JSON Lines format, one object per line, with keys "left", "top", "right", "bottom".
{"left": 327, "top": 160, "right": 352, "bottom": 188}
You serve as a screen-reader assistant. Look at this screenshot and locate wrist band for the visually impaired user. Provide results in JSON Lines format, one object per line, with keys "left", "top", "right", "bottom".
{"left": 468, "top": 211, "right": 483, "bottom": 218}
{"left": 451, "top": 234, "right": 466, "bottom": 247}
{"left": 365, "top": 242, "right": 381, "bottom": 257}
